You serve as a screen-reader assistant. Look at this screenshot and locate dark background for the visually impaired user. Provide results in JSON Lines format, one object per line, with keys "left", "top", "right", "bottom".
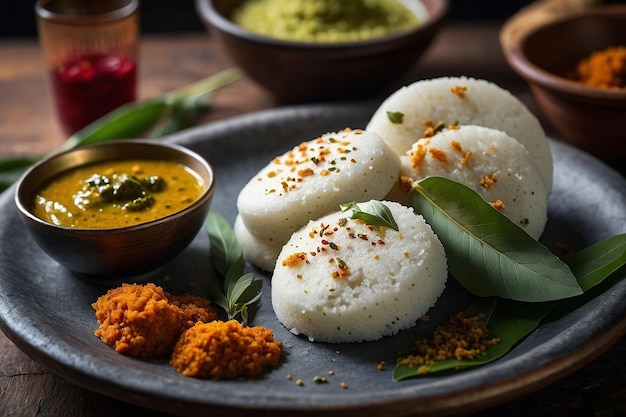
{"left": 2, "top": 0, "right": 537, "bottom": 38}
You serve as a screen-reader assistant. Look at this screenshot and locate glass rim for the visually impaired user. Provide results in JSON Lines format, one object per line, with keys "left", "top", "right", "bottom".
{"left": 35, "top": 0, "right": 139, "bottom": 25}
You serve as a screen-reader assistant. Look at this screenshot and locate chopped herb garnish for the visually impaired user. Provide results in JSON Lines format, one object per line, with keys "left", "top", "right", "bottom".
{"left": 386, "top": 111, "right": 404, "bottom": 124}
{"left": 340, "top": 201, "right": 399, "bottom": 231}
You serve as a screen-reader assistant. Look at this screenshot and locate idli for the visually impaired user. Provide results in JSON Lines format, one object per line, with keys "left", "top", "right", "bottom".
{"left": 271, "top": 200, "right": 448, "bottom": 343}
{"left": 366, "top": 76, "right": 553, "bottom": 190}
{"left": 234, "top": 215, "right": 283, "bottom": 272}
{"left": 387, "top": 125, "right": 549, "bottom": 239}
{"left": 237, "top": 128, "right": 400, "bottom": 258}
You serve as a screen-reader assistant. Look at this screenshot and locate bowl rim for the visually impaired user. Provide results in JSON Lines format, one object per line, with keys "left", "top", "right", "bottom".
{"left": 14, "top": 140, "right": 215, "bottom": 233}
{"left": 196, "top": 0, "right": 449, "bottom": 50}
{"left": 505, "top": 4, "right": 626, "bottom": 99}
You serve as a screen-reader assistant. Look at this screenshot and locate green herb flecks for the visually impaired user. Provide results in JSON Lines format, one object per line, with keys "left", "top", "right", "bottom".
{"left": 0, "top": 69, "right": 242, "bottom": 193}
{"left": 386, "top": 111, "right": 404, "bottom": 124}
{"left": 205, "top": 211, "right": 262, "bottom": 325}
{"left": 340, "top": 200, "right": 399, "bottom": 231}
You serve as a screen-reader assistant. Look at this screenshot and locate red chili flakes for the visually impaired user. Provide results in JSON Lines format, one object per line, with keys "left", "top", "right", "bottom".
{"left": 451, "top": 85, "right": 468, "bottom": 98}
{"left": 450, "top": 140, "right": 463, "bottom": 153}
{"left": 332, "top": 258, "right": 350, "bottom": 279}
{"left": 490, "top": 200, "right": 506, "bottom": 211}
{"left": 281, "top": 252, "right": 308, "bottom": 268}
{"left": 480, "top": 173, "right": 498, "bottom": 190}
{"left": 428, "top": 147, "right": 447, "bottom": 163}
{"left": 460, "top": 150, "right": 472, "bottom": 166}
{"left": 410, "top": 143, "right": 427, "bottom": 168}
{"left": 398, "top": 175, "right": 414, "bottom": 192}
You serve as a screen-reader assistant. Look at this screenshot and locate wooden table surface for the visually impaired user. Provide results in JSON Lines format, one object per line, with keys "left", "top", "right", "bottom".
{"left": 1, "top": 23, "right": 626, "bottom": 416}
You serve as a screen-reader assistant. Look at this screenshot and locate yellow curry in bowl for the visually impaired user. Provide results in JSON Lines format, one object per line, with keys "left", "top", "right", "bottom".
{"left": 32, "top": 160, "right": 205, "bottom": 229}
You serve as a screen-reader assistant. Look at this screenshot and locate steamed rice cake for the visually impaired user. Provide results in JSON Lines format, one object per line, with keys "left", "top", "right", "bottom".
{"left": 387, "top": 125, "right": 549, "bottom": 239}
{"left": 366, "top": 76, "right": 553, "bottom": 190}
{"left": 234, "top": 215, "right": 283, "bottom": 272}
{"left": 237, "top": 129, "right": 400, "bottom": 259}
{"left": 271, "top": 200, "right": 448, "bottom": 343}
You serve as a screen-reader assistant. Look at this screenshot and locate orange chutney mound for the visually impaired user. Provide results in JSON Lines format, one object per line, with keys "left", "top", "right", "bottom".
{"left": 170, "top": 320, "right": 282, "bottom": 379}
{"left": 92, "top": 283, "right": 217, "bottom": 358}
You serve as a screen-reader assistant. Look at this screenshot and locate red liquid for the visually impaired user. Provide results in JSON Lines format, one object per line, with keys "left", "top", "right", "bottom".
{"left": 50, "top": 53, "right": 137, "bottom": 134}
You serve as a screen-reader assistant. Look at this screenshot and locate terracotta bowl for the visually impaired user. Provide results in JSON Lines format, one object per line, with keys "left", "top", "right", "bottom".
{"left": 503, "top": 5, "right": 626, "bottom": 162}
{"left": 195, "top": 0, "right": 448, "bottom": 103}
{"left": 14, "top": 141, "right": 215, "bottom": 278}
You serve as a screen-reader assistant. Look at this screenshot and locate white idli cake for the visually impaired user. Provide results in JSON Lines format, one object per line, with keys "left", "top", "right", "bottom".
{"left": 387, "top": 125, "right": 549, "bottom": 239}
{"left": 366, "top": 76, "right": 553, "bottom": 191}
{"left": 234, "top": 215, "right": 283, "bottom": 272}
{"left": 271, "top": 200, "right": 448, "bottom": 343}
{"left": 237, "top": 128, "right": 400, "bottom": 270}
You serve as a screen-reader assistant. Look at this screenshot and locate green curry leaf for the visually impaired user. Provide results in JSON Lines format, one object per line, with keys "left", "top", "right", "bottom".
{"left": 562, "top": 233, "right": 626, "bottom": 292}
{"left": 411, "top": 176, "right": 582, "bottom": 302}
{"left": 340, "top": 200, "right": 399, "bottom": 230}
{"left": 205, "top": 210, "right": 262, "bottom": 325}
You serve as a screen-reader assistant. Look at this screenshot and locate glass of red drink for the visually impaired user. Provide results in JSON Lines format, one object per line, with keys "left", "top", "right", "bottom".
{"left": 35, "top": 0, "right": 139, "bottom": 136}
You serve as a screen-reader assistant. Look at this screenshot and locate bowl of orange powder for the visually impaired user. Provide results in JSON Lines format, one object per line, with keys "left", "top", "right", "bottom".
{"left": 501, "top": 4, "right": 626, "bottom": 163}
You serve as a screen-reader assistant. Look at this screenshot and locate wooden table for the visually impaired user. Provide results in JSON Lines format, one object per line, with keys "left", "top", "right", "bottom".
{"left": 2, "top": 23, "right": 626, "bottom": 416}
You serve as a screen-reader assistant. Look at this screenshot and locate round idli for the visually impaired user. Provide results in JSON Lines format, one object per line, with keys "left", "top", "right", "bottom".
{"left": 386, "top": 125, "right": 549, "bottom": 239}
{"left": 237, "top": 128, "right": 400, "bottom": 252}
{"left": 366, "top": 76, "right": 553, "bottom": 191}
{"left": 234, "top": 215, "right": 283, "bottom": 272}
{"left": 271, "top": 200, "right": 448, "bottom": 343}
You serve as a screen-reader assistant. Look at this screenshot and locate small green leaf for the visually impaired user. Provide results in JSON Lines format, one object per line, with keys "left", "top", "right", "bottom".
{"left": 205, "top": 210, "right": 263, "bottom": 325}
{"left": 411, "top": 177, "right": 582, "bottom": 302}
{"left": 205, "top": 211, "right": 244, "bottom": 277}
{"left": 386, "top": 111, "right": 404, "bottom": 124}
{"left": 340, "top": 200, "right": 399, "bottom": 230}
{"left": 562, "top": 234, "right": 626, "bottom": 292}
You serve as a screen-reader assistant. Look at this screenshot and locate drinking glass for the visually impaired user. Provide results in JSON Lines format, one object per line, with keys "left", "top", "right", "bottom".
{"left": 35, "top": 0, "right": 140, "bottom": 135}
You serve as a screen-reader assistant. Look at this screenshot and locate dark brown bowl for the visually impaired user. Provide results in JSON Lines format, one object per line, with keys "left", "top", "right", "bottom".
{"left": 503, "top": 5, "right": 626, "bottom": 162}
{"left": 14, "top": 141, "right": 215, "bottom": 278}
{"left": 195, "top": 0, "right": 448, "bottom": 103}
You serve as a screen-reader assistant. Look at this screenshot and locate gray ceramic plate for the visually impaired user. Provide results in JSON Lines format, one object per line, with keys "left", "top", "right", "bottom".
{"left": 1, "top": 103, "right": 625, "bottom": 417}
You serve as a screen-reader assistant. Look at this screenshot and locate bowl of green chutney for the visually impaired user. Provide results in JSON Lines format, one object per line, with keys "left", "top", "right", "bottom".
{"left": 196, "top": 0, "right": 449, "bottom": 103}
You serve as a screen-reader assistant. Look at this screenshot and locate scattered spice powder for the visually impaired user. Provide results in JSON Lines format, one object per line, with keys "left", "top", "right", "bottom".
{"left": 397, "top": 312, "right": 499, "bottom": 374}
{"left": 572, "top": 46, "right": 626, "bottom": 89}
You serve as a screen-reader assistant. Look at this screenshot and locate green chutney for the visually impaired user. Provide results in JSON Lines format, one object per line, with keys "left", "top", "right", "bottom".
{"left": 230, "top": 0, "right": 423, "bottom": 43}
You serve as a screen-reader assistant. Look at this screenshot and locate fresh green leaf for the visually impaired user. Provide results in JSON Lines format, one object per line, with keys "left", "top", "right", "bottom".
{"left": 340, "top": 200, "right": 399, "bottom": 230}
{"left": 562, "top": 234, "right": 626, "bottom": 292}
{"left": 411, "top": 177, "right": 582, "bottom": 302}
{"left": 61, "top": 99, "right": 168, "bottom": 151}
{"left": 205, "top": 210, "right": 262, "bottom": 325}
{"left": 150, "top": 92, "right": 214, "bottom": 138}
{"left": 205, "top": 211, "right": 245, "bottom": 277}
{"left": 386, "top": 111, "right": 404, "bottom": 124}
{"left": 393, "top": 297, "right": 555, "bottom": 380}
